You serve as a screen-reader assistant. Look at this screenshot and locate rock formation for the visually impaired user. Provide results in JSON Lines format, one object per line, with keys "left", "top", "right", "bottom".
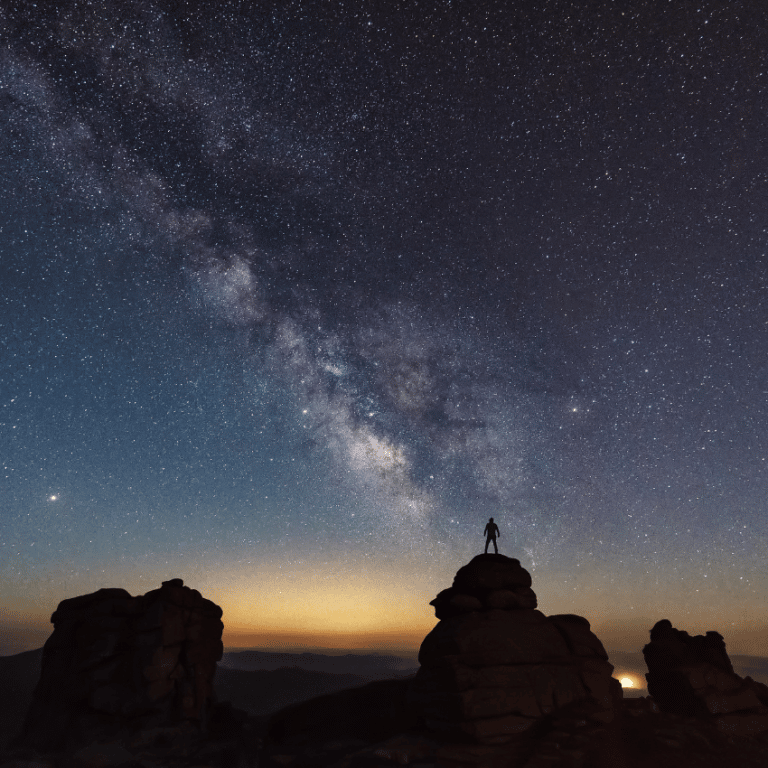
{"left": 643, "top": 618, "right": 768, "bottom": 736}
{"left": 11, "top": 578, "right": 224, "bottom": 754}
{"left": 406, "top": 554, "right": 622, "bottom": 744}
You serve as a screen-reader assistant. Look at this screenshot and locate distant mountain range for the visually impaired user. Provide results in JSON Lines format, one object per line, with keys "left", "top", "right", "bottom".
{"left": 215, "top": 649, "right": 419, "bottom": 716}
{"left": 219, "top": 649, "right": 419, "bottom": 675}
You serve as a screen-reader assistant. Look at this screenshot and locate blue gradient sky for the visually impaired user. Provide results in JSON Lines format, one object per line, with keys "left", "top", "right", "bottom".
{"left": 2, "top": 0, "right": 767, "bottom": 657}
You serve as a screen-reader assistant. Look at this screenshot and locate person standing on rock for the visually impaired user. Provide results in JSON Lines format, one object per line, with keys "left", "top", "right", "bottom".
{"left": 484, "top": 517, "right": 500, "bottom": 554}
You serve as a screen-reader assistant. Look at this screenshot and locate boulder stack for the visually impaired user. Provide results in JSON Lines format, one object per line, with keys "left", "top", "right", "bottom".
{"left": 644, "top": 619, "right": 768, "bottom": 736}
{"left": 12, "top": 578, "right": 224, "bottom": 754}
{"left": 407, "top": 554, "right": 622, "bottom": 744}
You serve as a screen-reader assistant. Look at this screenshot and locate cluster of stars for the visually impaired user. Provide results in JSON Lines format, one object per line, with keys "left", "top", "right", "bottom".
{"left": 0, "top": 0, "right": 766, "bottom": 658}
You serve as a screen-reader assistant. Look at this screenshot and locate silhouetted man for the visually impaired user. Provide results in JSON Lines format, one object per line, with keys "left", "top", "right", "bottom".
{"left": 484, "top": 517, "right": 500, "bottom": 554}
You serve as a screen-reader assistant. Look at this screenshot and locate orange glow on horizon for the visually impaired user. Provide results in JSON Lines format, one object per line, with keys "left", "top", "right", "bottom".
{"left": 615, "top": 672, "right": 644, "bottom": 690}
{"left": 222, "top": 626, "right": 425, "bottom": 656}
{"left": 3, "top": 556, "right": 768, "bottom": 660}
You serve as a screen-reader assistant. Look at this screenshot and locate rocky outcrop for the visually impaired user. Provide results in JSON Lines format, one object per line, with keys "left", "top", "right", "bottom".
{"left": 644, "top": 619, "right": 768, "bottom": 736}
{"left": 407, "top": 554, "right": 622, "bottom": 744}
{"left": 11, "top": 578, "right": 224, "bottom": 754}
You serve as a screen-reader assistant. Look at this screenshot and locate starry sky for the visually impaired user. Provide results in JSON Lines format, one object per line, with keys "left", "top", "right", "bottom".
{"left": 2, "top": 0, "right": 768, "bottom": 659}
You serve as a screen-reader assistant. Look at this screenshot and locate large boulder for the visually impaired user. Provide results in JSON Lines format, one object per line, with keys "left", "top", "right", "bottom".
{"left": 407, "top": 554, "right": 622, "bottom": 744}
{"left": 643, "top": 619, "right": 768, "bottom": 736}
{"left": 11, "top": 578, "right": 224, "bottom": 754}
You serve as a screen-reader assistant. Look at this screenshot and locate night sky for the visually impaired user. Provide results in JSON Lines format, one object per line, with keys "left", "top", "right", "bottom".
{"left": 2, "top": 0, "right": 767, "bottom": 658}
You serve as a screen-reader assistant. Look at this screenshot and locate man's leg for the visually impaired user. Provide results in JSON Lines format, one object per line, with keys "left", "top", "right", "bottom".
{"left": 485, "top": 537, "right": 490, "bottom": 554}
{"left": 492, "top": 537, "right": 498, "bottom": 554}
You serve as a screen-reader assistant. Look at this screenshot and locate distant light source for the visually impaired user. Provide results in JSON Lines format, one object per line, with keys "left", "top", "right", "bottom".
{"left": 49, "top": 495, "right": 57, "bottom": 501}
{"left": 620, "top": 677, "right": 635, "bottom": 688}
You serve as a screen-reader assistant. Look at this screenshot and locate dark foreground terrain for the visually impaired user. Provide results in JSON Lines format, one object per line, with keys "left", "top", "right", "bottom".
{"left": 3, "top": 663, "right": 768, "bottom": 768}
{"left": 4, "top": 628, "right": 768, "bottom": 765}
{"left": 0, "top": 647, "right": 416, "bottom": 754}
{"left": 255, "top": 675, "right": 768, "bottom": 768}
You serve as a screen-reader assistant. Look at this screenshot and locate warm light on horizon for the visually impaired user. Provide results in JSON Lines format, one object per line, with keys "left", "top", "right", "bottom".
{"left": 616, "top": 673, "right": 643, "bottom": 689}
{"left": 3, "top": 557, "right": 768, "bottom": 661}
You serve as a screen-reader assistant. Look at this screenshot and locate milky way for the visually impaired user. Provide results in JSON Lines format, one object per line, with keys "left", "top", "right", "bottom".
{"left": 2, "top": 1, "right": 767, "bottom": 654}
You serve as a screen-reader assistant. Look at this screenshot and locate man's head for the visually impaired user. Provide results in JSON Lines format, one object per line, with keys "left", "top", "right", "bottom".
{"left": 489, "top": 517, "right": 494, "bottom": 522}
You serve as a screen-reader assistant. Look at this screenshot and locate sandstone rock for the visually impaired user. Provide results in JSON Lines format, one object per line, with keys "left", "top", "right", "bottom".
{"left": 579, "top": 658, "right": 622, "bottom": 711}
{"left": 648, "top": 619, "right": 734, "bottom": 672}
{"left": 419, "top": 609, "right": 572, "bottom": 669}
{"left": 482, "top": 587, "right": 538, "bottom": 610}
{"left": 450, "top": 593, "right": 483, "bottom": 613}
{"left": 549, "top": 614, "right": 609, "bottom": 660}
{"left": 453, "top": 553, "right": 533, "bottom": 592}
{"left": 408, "top": 554, "right": 620, "bottom": 744}
{"left": 643, "top": 619, "right": 768, "bottom": 735}
{"left": 11, "top": 579, "right": 224, "bottom": 755}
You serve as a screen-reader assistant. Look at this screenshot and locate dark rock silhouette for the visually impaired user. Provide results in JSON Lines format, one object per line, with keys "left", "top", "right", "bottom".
{"left": 643, "top": 618, "right": 768, "bottom": 736}
{"left": 11, "top": 578, "right": 225, "bottom": 754}
{"left": 406, "top": 554, "right": 623, "bottom": 744}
